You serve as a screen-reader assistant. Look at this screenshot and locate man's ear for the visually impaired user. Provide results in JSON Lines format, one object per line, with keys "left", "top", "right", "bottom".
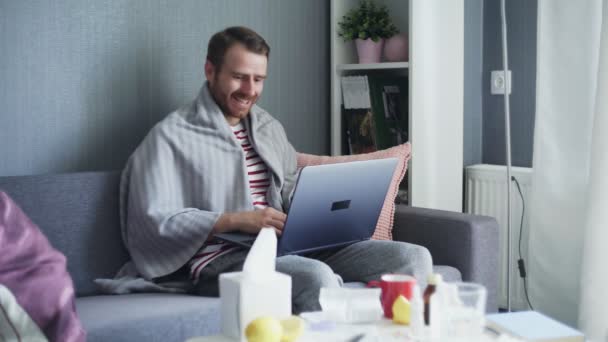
{"left": 204, "top": 60, "right": 216, "bottom": 81}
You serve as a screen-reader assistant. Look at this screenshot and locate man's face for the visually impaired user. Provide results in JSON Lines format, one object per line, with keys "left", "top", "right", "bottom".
{"left": 205, "top": 43, "right": 267, "bottom": 126}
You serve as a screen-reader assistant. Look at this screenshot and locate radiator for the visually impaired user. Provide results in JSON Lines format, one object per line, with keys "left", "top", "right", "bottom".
{"left": 465, "top": 164, "right": 533, "bottom": 310}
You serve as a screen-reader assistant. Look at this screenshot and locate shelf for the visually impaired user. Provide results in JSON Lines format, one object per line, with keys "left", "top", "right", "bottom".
{"left": 337, "top": 62, "right": 409, "bottom": 71}
{"left": 330, "top": 0, "right": 464, "bottom": 211}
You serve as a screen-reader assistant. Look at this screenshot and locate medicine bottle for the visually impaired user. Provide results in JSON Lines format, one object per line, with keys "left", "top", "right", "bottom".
{"left": 423, "top": 273, "right": 442, "bottom": 325}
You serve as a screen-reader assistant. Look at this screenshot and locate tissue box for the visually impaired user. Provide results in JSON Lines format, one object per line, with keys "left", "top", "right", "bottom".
{"left": 220, "top": 271, "right": 291, "bottom": 341}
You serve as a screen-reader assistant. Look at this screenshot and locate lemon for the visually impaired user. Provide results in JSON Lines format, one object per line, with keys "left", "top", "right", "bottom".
{"left": 391, "top": 295, "right": 411, "bottom": 325}
{"left": 245, "top": 316, "right": 283, "bottom": 342}
{"left": 280, "top": 316, "right": 304, "bottom": 342}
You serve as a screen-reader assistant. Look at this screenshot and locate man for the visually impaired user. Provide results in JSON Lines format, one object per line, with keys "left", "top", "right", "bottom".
{"left": 119, "top": 26, "right": 432, "bottom": 313}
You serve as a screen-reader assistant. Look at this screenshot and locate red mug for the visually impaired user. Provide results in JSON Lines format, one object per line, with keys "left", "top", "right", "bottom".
{"left": 367, "top": 274, "right": 417, "bottom": 318}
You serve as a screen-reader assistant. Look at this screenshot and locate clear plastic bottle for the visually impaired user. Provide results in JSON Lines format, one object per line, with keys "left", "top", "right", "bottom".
{"left": 423, "top": 273, "right": 442, "bottom": 325}
{"left": 409, "top": 284, "right": 425, "bottom": 337}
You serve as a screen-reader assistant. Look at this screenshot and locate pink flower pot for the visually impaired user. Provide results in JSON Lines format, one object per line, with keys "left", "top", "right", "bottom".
{"left": 384, "top": 33, "right": 409, "bottom": 62}
{"left": 355, "top": 38, "right": 384, "bottom": 64}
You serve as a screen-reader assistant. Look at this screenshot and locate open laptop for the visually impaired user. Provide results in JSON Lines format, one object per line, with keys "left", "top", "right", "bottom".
{"left": 215, "top": 157, "right": 398, "bottom": 256}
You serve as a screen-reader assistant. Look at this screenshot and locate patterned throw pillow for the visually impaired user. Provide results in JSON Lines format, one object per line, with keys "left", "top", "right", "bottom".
{"left": 0, "top": 191, "right": 86, "bottom": 342}
{"left": 296, "top": 143, "right": 411, "bottom": 240}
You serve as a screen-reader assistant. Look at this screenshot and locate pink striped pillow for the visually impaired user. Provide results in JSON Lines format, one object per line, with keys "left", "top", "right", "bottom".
{"left": 296, "top": 143, "right": 411, "bottom": 240}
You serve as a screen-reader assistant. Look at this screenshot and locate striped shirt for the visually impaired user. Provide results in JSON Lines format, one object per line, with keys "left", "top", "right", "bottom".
{"left": 188, "top": 121, "right": 271, "bottom": 282}
{"left": 232, "top": 122, "right": 271, "bottom": 209}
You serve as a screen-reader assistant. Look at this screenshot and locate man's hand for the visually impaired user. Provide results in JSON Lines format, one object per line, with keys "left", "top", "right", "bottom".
{"left": 213, "top": 208, "right": 287, "bottom": 236}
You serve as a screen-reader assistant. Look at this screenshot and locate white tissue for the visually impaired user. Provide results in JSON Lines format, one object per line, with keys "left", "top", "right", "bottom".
{"left": 242, "top": 227, "right": 277, "bottom": 280}
{"left": 319, "top": 287, "right": 383, "bottom": 323}
{"left": 219, "top": 227, "right": 291, "bottom": 341}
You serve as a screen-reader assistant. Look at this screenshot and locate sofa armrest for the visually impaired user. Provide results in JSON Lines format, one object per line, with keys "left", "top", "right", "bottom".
{"left": 392, "top": 204, "right": 500, "bottom": 312}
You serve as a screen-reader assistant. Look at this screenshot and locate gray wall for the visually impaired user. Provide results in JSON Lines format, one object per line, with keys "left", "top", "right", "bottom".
{"left": 482, "top": 0, "right": 537, "bottom": 167}
{"left": 1, "top": 0, "right": 537, "bottom": 176}
{"left": 463, "top": 0, "right": 484, "bottom": 167}
{"left": 0, "top": 0, "right": 329, "bottom": 177}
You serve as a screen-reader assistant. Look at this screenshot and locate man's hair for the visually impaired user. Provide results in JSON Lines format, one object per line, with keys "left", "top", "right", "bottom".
{"left": 207, "top": 26, "right": 270, "bottom": 69}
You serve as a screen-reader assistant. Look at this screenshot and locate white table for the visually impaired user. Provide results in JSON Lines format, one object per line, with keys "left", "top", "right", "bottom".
{"left": 186, "top": 315, "right": 506, "bottom": 342}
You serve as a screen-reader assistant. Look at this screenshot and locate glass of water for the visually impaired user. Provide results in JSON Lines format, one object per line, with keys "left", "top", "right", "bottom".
{"left": 445, "top": 282, "right": 487, "bottom": 340}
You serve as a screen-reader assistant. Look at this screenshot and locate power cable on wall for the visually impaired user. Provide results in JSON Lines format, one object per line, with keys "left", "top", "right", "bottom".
{"left": 512, "top": 176, "right": 534, "bottom": 310}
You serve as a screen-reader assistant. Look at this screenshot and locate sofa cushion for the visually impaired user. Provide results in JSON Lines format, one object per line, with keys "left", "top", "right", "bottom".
{"left": 0, "top": 171, "right": 129, "bottom": 296}
{"left": 75, "top": 294, "right": 220, "bottom": 342}
{"left": 296, "top": 143, "right": 411, "bottom": 240}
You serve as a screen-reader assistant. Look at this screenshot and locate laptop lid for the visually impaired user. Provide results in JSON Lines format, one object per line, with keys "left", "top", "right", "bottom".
{"left": 276, "top": 157, "right": 398, "bottom": 255}
{"left": 216, "top": 158, "right": 398, "bottom": 255}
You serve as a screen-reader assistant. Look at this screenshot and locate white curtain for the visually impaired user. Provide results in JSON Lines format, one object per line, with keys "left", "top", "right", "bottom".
{"left": 529, "top": 0, "right": 608, "bottom": 340}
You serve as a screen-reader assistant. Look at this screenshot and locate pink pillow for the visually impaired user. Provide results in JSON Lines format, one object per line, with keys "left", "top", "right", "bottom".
{"left": 296, "top": 143, "right": 411, "bottom": 240}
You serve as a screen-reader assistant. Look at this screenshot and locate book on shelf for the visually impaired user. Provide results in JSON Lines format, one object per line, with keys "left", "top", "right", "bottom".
{"left": 340, "top": 74, "right": 408, "bottom": 154}
{"left": 367, "top": 75, "right": 409, "bottom": 150}
{"left": 485, "top": 311, "right": 584, "bottom": 342}
{"left": 343, "top": 106, "right": 377, "bottom": 155}
{"left": 340, "top": 75, "right": 410, "bottom": 197}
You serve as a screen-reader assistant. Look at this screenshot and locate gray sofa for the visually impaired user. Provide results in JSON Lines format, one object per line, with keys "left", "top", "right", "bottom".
{"left": 0, "top": 171, "right": 499, "bottom": 342}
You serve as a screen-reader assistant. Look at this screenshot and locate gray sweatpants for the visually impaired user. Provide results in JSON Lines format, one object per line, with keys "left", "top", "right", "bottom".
{"left": 192, "top": 240, "right": 432, "bottom": 314}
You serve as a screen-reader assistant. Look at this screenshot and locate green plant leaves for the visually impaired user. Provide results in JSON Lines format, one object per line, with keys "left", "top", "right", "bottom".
{"left": 337, "top": 0, "right": 399, "bottom": 42}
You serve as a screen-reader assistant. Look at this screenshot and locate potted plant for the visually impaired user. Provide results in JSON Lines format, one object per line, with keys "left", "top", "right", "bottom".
{"left": 337, "top": 0, "right": 398, "bottom": 63}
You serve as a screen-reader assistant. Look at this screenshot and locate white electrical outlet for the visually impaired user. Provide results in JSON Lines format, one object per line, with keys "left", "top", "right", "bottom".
{"left": 491, "top": 70, "right": 512, "bottom": 95}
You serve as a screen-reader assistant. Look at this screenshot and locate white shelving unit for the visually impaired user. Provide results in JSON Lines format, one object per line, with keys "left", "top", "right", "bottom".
{"left": 330, "top": 0, "right": 464, "bottom": 211}
{"left": 337, "top": 62, "right": 409, "bottom": 71}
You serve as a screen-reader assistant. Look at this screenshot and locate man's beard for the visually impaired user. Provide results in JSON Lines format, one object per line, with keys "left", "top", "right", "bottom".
{"left": 209, "top": 83, "right": 256, "bottom": 118}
